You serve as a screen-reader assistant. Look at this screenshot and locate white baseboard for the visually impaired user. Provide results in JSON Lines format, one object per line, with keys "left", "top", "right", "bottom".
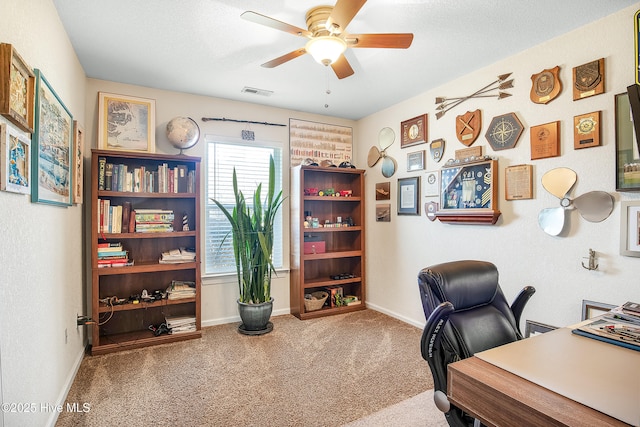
{"left": 45, "top": 344, "right": 86, "bottom": 427}
{"left": 201, "top": 307, "right": 291, "bottom": 328}
{"left": 365, "top": 302, "right": 425, "bottom": 329}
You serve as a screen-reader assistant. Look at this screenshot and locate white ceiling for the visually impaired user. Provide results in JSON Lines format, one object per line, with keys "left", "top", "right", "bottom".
{"left": 52, "top": 0, "right": 638, "bottom": 120}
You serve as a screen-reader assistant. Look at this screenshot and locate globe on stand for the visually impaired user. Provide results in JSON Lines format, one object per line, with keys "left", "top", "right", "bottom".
{"left": 166, "top": 117, "right": 200, "bottom": 154}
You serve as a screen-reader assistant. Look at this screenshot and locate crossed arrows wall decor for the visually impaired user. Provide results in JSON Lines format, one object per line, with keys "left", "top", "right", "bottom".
{"left": 435, "top": 73, "right": 513, "bottom": 119}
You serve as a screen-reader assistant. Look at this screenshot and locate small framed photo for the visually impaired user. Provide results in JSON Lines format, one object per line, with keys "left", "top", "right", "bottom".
{"left": 376, "top": 204, "right": 391, "bottom": 222}
{"left": 401, "top": 114, "right": 428, "bottom": 148}
{"left": 0, "top": 43, "right": 35, "bottom": 133}
{"left": 0, "top": 122, "right": 30, "bottom": 194}
{"left": 397, "top": 176, "right": 420, "bottom": 215}
{"left": 407, "top": 150, "right": 425, "bottom": 171}
{"left": 32, "top": 69, "right": 73, "bottom": 206}
{"left": 581, "top": 300, "right": 616, "bottom": 321}
{"left": 620, "top": 201, "right": 640, "bottom": 257}
{"left": 505, "top": 164, "right": 533, "bottom": 201}
{"left": 375, "top": 182, "right": 390, "bottom": 200}
{"left": 524, "top": 320, "right": 557, "bottom": 338}
{"left": 98, "top": 92, "right": 156, "bottom": 153}
{"left": 573, "top": 111, "right": 601, "bottom": 149}
{"left": 72, "top": 121, "right": 84, "bottom": 204}
{"left": 423, "top": 170, "right": 440, "bottom": 197}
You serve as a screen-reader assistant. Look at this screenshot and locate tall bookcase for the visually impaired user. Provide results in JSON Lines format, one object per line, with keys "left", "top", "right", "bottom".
{"left": 90, "top": 149, "right": 201, "bottom": 355}
{"left": 290, "top": 165, "right": 366, "bottom": 319}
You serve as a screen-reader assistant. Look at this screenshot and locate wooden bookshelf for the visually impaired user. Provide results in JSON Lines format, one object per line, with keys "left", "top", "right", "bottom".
{"left": 290, "top": 165, "right": 366, "bottom": 320}
{"left": 90, "top": 149, "right": 201, "bottom": 355}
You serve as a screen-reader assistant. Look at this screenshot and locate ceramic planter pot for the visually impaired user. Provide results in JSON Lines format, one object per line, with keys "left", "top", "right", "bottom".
{"left": 237, "top": 298, "right": 274, "bottom": 335}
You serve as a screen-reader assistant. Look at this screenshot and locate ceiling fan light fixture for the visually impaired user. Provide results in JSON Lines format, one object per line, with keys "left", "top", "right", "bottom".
{"left": 305, "top": 36, "right": 347, "bottom": 66}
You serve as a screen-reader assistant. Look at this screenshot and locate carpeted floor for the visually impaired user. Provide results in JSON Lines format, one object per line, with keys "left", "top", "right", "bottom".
{"left": 56, "top": 309, "right": 438, "bottom": 427}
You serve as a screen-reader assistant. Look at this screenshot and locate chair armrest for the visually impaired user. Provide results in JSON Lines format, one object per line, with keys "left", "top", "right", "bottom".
{"left": 421, "top": 301, "right": 454, "bottom": 412}
{"left": 510, "top": 286, "right": 536, "bottom": 335}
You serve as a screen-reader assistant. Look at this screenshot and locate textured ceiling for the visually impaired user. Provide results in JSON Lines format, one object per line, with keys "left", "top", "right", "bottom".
{"left": 52, "top": 0, "right": 638, "bottom": 120}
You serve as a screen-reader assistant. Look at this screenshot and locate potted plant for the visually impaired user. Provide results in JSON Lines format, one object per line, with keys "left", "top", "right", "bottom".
{"left": 211, "top": 156, "right": 284, "bottom": 335}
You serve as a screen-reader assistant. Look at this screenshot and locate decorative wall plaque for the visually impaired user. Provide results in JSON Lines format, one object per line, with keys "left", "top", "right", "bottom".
{"left": 505, "top": 164, "right": 533, "bottom": 200}
{"left": 573, "top": 111, "right": 600, "bottom": 149}
{"left": 485, "top": 112, "right": 524, "bottom": 151}
{"left": 0, "top": 43, "right": 35, "bottom": 134}
{"left": 455, "top": 110, "right": 481, "bottom": 146}
{"left": 573, "top": 58, "right": 605, "bottom": 100}
{"left": 455, "top": 146, "right": 482, "bottom": 161}
{"left": 401, "top": 114, "right": 428, "bottom": 148}
{"left": 430, "top": 138, "right": 445, "bottom": 162}
{"left": 407, "top": 150, "right": 425, "bottom": 171}
{"left": 530, "top": 66, "right": 562, "bottom": 104}
{"left": 530, "top": 121, "right": 560, "bottom": 160}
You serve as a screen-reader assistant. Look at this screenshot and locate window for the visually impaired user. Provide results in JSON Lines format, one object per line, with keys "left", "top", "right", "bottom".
{"left": 205, "top": 138, "right": 283, "bottom": 275}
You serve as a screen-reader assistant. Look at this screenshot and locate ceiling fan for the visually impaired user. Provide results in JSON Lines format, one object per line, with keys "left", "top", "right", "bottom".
{"left": 241, "top": 0, "right": 414, "bottom": 79}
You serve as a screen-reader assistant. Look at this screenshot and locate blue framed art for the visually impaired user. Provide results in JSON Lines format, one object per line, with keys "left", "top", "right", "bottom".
{"left": 31, "top": 69, "right": 73, "bottom": 206}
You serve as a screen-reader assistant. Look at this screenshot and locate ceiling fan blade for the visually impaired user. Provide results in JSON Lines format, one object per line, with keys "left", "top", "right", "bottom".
{"left": 331, "top": 54, "right": 354, "bottom": 79}
{"left": 573, "top": 191, "right": 614, "bottom": 222}
{"left": 538, "top": 207, "right": 567, "bottom": 236}
{"left": 541, "top": 167, "right": 577, "bottom": 200}
{"left": 367, "top": 146, "right": 382, "bottom": 167}
{"left": 261, "top": 48, "right": 307, "bottom": 68}
{"left": 326, "top": 0, "right": 367, "bottom": 33}
{"left": 347, "top": 33, "right": 414, "bottom": 49}
{"left": 241, "top": 11, "right": 311, "bottom": 38}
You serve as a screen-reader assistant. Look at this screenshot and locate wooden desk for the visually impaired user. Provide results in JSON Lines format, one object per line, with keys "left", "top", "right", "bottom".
{"left": 447, "top": 327, "right": 639, "bottom": 427}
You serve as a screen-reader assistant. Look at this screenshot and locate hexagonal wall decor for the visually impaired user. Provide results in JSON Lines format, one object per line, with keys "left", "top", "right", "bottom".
{"left": 485, "top": 112, "right": 524, "bottom": 151}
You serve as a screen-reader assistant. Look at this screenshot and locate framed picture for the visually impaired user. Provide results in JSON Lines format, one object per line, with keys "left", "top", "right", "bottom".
{"left": 407, "top": 150, "right": 425, "bottom": 171}
{"left": 0, "top": 43, "right": 35, "bottom": 133}
{"left": 505, "top": 164, "right": 533, "bottom": 201}
{"left": 530, "top": 121, "right": 560, "bottom": 160}
{"left": 581, "top": 300, "right": 616, "bottom": 321}
{"left": 397, "top": 176, "right": 420, "bottom": 215}
{"left": 98, "top": 92, "right": 156, "bottom": 153}
{"left": 573, "top": 111, "right": 600, "bottom": 149}
{"left": 423, "top": 170, "right": 440, "bottom": 197}
{"left": 0, "top": 122, "right": 30, "bottom": 194}
{"left": 72, "top": 121, "right": 84, "bottom": 204}
{"left": 31, "top": 69, "right": 73, "bottom": 206}
{"left": 401, "top": 114, "right": 428, "bottom": 148}
{"left": 375, "top": 182, "right": 390, "bottom": 200}
{"left": 614, "top": 92, "right": 640, "bottom": 191}
{"left": 524, "top": 320, "right": 558, "bottom": 338}
{"left": 620, "top": 201, "right": 640, "bottom": 257}
{"left": 289, "top": 118, "right": 352, "bottom": 167}
{"left": 376, "top": 204, "right": 391, "bottom": 222}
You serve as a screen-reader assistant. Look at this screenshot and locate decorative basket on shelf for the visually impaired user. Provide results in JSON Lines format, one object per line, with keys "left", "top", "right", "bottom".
{"left": 304, "top": 291, "right": 328, "bottom": 312}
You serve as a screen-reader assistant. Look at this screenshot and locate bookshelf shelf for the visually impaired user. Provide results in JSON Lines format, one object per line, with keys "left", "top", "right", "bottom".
{"left": 90, "top": 149, "right": 202, "bottom": 355}
{"left": 290, "top": 166, "right": 366, "bottom": 320}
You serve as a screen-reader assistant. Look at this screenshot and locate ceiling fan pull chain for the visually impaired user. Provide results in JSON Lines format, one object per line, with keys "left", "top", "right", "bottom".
{"left": 325, "top": 67, "right": 332, "bottom": 108}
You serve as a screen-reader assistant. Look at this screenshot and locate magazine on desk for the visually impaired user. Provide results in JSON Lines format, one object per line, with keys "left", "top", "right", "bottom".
{"left": 572, "top": 302, "right": 640, "bottom": 352}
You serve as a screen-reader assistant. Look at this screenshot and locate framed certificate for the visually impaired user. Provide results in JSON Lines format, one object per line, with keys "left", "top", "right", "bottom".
{"left": 401, "top": 114, "right": 428, "bottom": 148}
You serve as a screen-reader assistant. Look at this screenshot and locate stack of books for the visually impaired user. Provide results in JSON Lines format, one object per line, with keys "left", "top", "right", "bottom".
{"left": 159, "top": 247, "right": 196, "bottom": 264}
{"left": 166, "top": 280, "right": 196, "bottom": 300}
{"left": 97, "top": 242, "right": 133, "bottom": 268}
{"left": 135, "top": 209, "right": 174, "bottom": 233}
{"left": 165, "top": 315, "right": 196, "bottom": 334}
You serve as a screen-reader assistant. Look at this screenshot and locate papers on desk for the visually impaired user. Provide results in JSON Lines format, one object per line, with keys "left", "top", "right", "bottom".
{"left": 572, "top": 301, "right": 640, "bottom": 352}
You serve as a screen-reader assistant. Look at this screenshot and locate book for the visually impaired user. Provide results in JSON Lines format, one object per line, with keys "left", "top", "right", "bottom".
{"left": 98, "top": 157, "right": 106, "bottom": 190}
{"left": 104, "top": 163, "right": 113, "bottom": 191}
{"left": 572, "top": 313, "right": 640, "bottom": 352}
{"left": 121, "top": 201, "right": 131, "bottom": 233}
{"left": 97, "top": 242, "right": 121, "bottom": 248}
{"left": 177, "top": 165, "right": 188, "bottom": 193}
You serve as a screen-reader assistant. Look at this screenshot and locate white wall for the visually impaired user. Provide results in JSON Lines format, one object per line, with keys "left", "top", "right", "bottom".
{"left": 83, "top": 79, "right": 356, "bottom": 325}
{"left": 0, "top": 1, "right": 87, "bottom": 426}
{"left": 358, "top": 4, "right": 640, "bottom": 330}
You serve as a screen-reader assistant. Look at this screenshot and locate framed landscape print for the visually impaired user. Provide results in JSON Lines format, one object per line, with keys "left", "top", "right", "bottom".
{"left": 98, "top": 92, "right": 156, "bottom": 153}
{"left": 31, "top": 69, "right": 73, "bottom": 206}
{"left": 72, "top": 121, "right": 84, "bottom": 204}
{"left": 289, "top": 118, "right": 352, "bottom": 167}
{"left": 0, "top": 122, "right": 30, "bottom": 194}
{"left": 0, "top": 43, "right": 35, "bottom": 133}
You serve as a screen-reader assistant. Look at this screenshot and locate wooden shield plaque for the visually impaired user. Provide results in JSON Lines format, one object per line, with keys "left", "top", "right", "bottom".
{"left": 530, "top": 66, "right": 561, "bottom": 104}
{"left": 573, "top": 58, "right": 604, "bottom": 100}
{"left": 456, "top": 110, "right": 481, "bottom": 146}
{"left": 430, "top": 138, "right": 445, "bottom": 162}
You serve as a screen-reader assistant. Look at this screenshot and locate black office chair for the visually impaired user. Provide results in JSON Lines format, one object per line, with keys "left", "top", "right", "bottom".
{"left": 418, "top": 260, "right": 535, "bottom": 427}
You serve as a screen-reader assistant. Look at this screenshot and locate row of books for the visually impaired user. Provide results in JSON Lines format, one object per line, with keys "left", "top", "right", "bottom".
{"left": 572, "top": 301, "right": 640, "bottom": 351}
{"left": 166, "top": 280, "right": 196, "bottom": 300}
{"left": 159, "top": 247, "right": 196, "bottom": 264}
{"left": 136, "top": 208, "right": 174, "bottom": 233}
{"left": 98, "top": 157, "right": 196, "bottom": 193}
{"left": 165, "top": 314, "right": 197, "bottom": 334}
{"left": 97, "top": 242, "right": 134, "bottom": 268}
{"left": 98, "top": 201, "right": 176, "bottom": 234}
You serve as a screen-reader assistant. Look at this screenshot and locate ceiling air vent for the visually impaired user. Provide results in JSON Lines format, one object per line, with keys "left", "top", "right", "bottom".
{"left": 241, "top": 86, "right": 273, "bottom": 97}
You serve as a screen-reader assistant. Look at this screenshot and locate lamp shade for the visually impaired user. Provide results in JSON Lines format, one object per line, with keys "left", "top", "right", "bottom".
{"left": 305, "top": 36, "right": 347, "bottom": 66}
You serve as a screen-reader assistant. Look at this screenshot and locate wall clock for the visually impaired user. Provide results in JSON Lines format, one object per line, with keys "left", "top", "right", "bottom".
{"left": 485, "top": 112, "right": 524, "bottom": 151}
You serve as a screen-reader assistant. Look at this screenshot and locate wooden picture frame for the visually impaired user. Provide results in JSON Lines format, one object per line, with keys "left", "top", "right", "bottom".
{"left": 376, "top": 203, "right": 391, "bottom": 222}
{"left": 98, "top": 91, "right": 156, "bottom": 153}
{"left": 375, "top": 182, "right": 390, "bottom": 200}
{"left": 407, "top": 150, "right": 425, "bottom": 171}
{"left": 573, "top": 111, "right": 601, "bottom": 149}
{"left": 0, "top": 122, "right": 30, "bottom": 194}
{"left": 530, "top": 121, "right": 560, "bottom": 160}
{"left": 573, "top": 58, "right": 605, "bottom": 101}
{"left": 31, "top": 69, "right": 73, "bottom": 206}
{"left": 581, "top": 300, "right": 616, "bottom": 321}
{"left": 505, "top": 164, "right": 533, "bottom": 201}
{"left": 401, "top": 114, "right": 428, "bottom": 148}
{"left": 436, "top": 159, "right": 501, "bottom": 224}
{"left": 397, "top": 176, "right": 420, "bottom": 215}
{"left": 0, "top": 43, "right": 35, "bottom": 133}
{"left": 615, "top": 92, "right": 640, "bottom": 191}
{"left": 620, "top": 201, "right": 640, "bottom": 257}
{"left": 72, "top": 121, "right": 84, "bottom": 204}
{"left": 524, "top": 320, "right": 558, "bottom": 338}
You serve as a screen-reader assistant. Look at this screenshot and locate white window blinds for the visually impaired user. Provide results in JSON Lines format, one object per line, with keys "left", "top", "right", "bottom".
{"left": 205, "top": 139, "right": 283, "bottom": 275}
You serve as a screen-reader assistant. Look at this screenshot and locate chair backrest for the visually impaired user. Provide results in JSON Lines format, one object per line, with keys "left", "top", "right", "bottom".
{"left": 419, "top": 260, "right": 521, "bottom": 361}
